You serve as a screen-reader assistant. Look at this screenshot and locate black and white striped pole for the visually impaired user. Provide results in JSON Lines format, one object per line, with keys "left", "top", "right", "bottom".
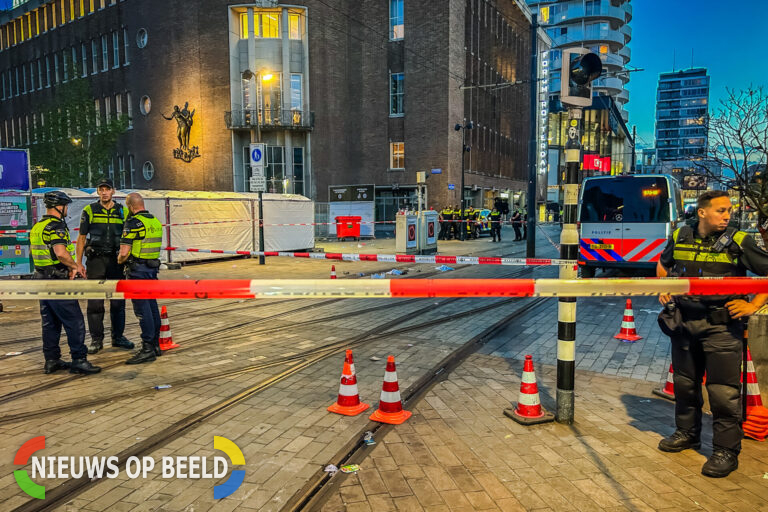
{"left": 556, "top": 49, "right": 602, "bottom": 424}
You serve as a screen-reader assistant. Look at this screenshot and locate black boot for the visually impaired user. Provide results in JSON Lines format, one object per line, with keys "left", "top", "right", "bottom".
{"left": 658, "top": 430, "right": 701, "bottom": 453}
{"left": 111, "top": 336, "right": 135, "bottom": 350}
{"left": 44, "top": 359, "right": 71, "bottom": 374}
{"left": 125, "top": 343, "right": 157, "bottom": 365}
{"left": 87, "top": 339, "right": 103, "bottom": 355}
{"left": 702, "top": 449, "right": 738, "bottom": 478}
{"left": 70, "top": 358, "right": 101, "bottom": 375}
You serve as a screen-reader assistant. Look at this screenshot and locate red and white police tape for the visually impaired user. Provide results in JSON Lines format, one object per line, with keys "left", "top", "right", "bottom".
{"left": 161, "top": 246, "right": 577, "bottom": 267}
{"left": 2, "top": 277, "right": 767, "bottom": 300}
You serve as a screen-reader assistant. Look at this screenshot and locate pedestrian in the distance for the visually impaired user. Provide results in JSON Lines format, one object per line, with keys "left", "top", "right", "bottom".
{"left": 118, "top": 193, "right": 164, "bottom": 365}
{"left": 656, "top": 190, "right": 768, "bottom": 478}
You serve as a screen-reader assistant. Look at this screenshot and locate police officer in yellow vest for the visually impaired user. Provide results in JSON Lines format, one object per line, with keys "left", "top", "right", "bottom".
{"left": 118, "top": 193, "right": 164, "bottom": 365}
{"left": 657, "top": 190, "right": 768, "bottom": 478}
{"left": 76, "top": 178, "right": 134, "bottom": 354}
{"left": 439, "top": 206, "right": 452, "bottom": 240}
{"left": 31, "top": 191, "right": 101, "bottom": 375}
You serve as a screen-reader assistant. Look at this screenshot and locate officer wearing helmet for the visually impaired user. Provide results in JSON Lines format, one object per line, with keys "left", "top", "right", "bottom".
{"left": 30, "top": 191, "right": 101, "bottom": 375}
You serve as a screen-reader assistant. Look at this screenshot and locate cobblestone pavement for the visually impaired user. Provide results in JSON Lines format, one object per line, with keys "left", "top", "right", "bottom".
{"left": 322, "top": 354, "right": 768, "bottom": 512}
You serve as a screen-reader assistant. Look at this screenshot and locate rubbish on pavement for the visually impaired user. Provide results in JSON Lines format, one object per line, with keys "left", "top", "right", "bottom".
{"left": 370, "top": 273, "right": 385, "bottom": 279}
{"left": 340, "top": 464, "right": 360, "bottom": 473}
{"left": 154, "top": 385, "right": 172, "bottom": 390}
{"left": 324, "top": 464, "right": 338, "bottom": 476}
{"left": 370, "top": 356, "right": 381, "bottom": 361}
{"left": 5, "top": 352, "right": 22, "bottom": 356}
{"left": 363, "top": 431, "right": 376, "bottom": 445}
{"left": 639, "top": 399, "right": 651, "bottom": 403}
{"left": 387, "top": 269, "right": 403, "bottom": 275}
{"left": 435, "top": 265, "right": 454, "bottom": 272}
{"left": 90, "top": 410, "right": 96, "bottom": 414}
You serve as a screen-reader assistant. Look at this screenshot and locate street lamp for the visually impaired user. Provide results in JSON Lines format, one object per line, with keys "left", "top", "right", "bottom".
{"left": 454, "top": 120, "right": 474, "bottom": 241}
{"left": 242, "top": 68, "right": 274, "bottom": 265}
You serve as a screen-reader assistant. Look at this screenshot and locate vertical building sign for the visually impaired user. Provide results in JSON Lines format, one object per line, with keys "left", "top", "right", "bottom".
{"left": 538, "top": 50, "right": 549, "bottom": 178}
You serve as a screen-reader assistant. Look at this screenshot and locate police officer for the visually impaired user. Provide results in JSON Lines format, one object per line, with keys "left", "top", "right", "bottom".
{"left": 511, "top": 207, "right": 523, "bottom": 241}
{"left": 490, "top": 206, "right": 502, "bottom": 242}
{"left": 451, "top": 205, "right": 461, "bottom": 240}
{"left": 439, "top": 205, "right": 452, "bottom": 240}
{"left": 76, "top": 178, "right": 134, "bottom": 354}
{"left": 657, "top": 190, "right": 768, "bottom": 478}
{"left": 118, "top": 193, "right": 163, "bottom": 365}
{"left": 31, "top": 191, "right": 101, "bottom": 375}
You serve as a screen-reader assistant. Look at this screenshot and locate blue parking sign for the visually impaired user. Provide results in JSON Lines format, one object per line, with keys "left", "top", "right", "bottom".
{"left": 448, "top": 184, "right": 455, "bottom": 190}
{"left": 0, "top": 150, "right": 30, "bottom": 191}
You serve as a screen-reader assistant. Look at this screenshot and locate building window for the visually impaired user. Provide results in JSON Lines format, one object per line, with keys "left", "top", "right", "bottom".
{"left": 94, "top": 99, "right": 100, "bottom": 127}
{"left": 126, "top": 91, "right": 133, "bottom": 128}
{"left": 240, "top": 12, "right": 248, "bottom": 39}
{"left": 389, "top": 0, "right": 404, "bottom": 40}
{"left": 45, "top": 56, "right": 51, "bottom": 87}
{"left": 290, "top": 74, "right": 302, "bottom": 110}
{"left": 136, "top": 28, "right": 148, "bottom": 48}
{"left": 53, "top": 54, "right": 59, "bottom": 83}
{"left": 123, "top": 28, "right": 130, "bottom": 64}
{"left": 81, "top": 43, "right": 87, "bottom": 76}
{"left": 265, "top": 146, "right": 285, "bottom": 192}
{"left": 293, "top": 147, "right": 304, "bottom": 196}
{"left": 390, "top": 142, "right": 404, "bottom": 169}
{"left": 139, "top": 95, "right": 151, "bottom": 115}
{"left": 289, "top": 13, "right": 301, "bottom": 40}
{"left": 389, "top": 72, "right": 404, "bottom": 116}
{"left": 62, "top": 51, "right": 68, "bottom": 81}
{"left": 117, "top": 154, "right": 125, "bottom": 188}
{"left": 142, "top": 161, "right": 154, "bottom": 181}
{"left": 105, "top": 96, "right": 111, "bottom": 121}
{"left": 29, "top": 62, "right": 34, "bottom": 91}
{"left": 112, "top": 32, "right": 120, "bottom": 67}
{"left": 101, "top": 34, "right": 108, "bottom": 71}
{"left": 115, "top": 93, "right": 122, "bottom": 119}
{"left": 128, "top": 154, "right": 135, "bottom": 188}
{"left": 71, "top": 46, "right": 77, "bottom": 75}
{"left": 91, "top": 39, "right": 98, "bottom": 74}
{"left": 261, "top": 13, "right": 280, "bottom": 38}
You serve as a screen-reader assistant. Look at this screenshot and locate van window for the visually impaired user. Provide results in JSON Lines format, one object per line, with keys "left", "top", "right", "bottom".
{"left": 581, "top": 177, "right": 670, "bottom": 223}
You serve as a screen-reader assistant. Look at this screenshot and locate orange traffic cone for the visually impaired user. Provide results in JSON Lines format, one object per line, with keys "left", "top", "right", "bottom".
{"left": 328, "top": 350, "right": 370, "bottom": 416}
{"left": 614, "top": 299, "right": 642, "bottom": 342}
{"left": 653, "top": 364, "right": 675, "bottom": 401}
{"left": 504, "top": 355, "right": 554, "bottom": 425}
{"left": 743, "top": 347, "right": 763, "bottom": 407}
{"left": 330, "top": 265, "right": 337, "bottom": 279}
{"left": 158, "top": 306, "right": 179, "bottom": 351}
{"left": 370, "top": 356, "right": 411, "bottom": 425}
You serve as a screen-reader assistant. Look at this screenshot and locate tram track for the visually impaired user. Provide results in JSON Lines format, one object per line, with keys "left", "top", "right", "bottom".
{"left": 9, "top": 291, "right": 549, "bottom": 512}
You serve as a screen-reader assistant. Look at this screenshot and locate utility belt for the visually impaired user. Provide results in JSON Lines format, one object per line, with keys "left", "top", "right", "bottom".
{"left": 32, "top": 266, "right": 70, "bottom": 280}
{"left": 677, "top": 298, "right": 742, "bottom": 325}
{"left": 125, "top": 256, "right": 161, "bottom": 274}
{"left": 85, "top": 246, "right": 118, "bottom": 259}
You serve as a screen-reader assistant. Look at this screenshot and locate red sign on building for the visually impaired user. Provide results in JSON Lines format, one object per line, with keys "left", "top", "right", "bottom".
{"left": 583, "top": 154, "right": 611, "bottom": 172}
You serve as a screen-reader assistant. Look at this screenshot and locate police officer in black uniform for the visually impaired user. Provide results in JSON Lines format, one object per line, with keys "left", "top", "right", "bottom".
{"left": 118, "top": 193, "right": 164, "bottom": 365}
{"left": 76, "top": 178, "right": 134, "bottom": 354}
{"left": 439, "top": 206, "right": 452, "bottom": 240}
{"left": 30, "top": 191, "right": 101, "bottom": 375}
{"left": 657, "top": 190, "right": 768, "bottom": 478}
{"left": 490, "top": 206, "right": 502, "bottom": 242}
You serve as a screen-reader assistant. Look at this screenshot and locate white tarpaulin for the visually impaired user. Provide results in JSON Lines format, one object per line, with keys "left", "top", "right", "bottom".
{"left": 328, "top": 201, "right": 375, "bottom": 237}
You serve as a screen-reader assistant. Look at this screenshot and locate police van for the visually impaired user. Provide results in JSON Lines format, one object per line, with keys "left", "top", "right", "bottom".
{"left": 578, "top": 174, "right": 683, "bottom": 277}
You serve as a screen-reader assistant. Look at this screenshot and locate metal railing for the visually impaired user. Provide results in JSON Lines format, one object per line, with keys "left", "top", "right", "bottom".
{"left": 224, "top": 108, "right": 315, "bottom": 130}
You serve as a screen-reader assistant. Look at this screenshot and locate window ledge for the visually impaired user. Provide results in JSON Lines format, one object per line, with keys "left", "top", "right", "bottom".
{"left": 389, "top": 114, "right": 404, "bottom": 118}
{"left": 388, "top": 168, "right": 405, "bottom": 172}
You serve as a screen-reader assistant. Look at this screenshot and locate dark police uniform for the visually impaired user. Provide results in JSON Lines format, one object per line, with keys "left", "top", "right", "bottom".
{"left": 490, "top": 209, "right": 502, "bottom": 242}
{"left": 659, "top": 223, "right": 768, "bottom": 459}
{"left": 30, "top": 216, "right": 89, "bottom": 368}
{"left": 439, "top": 207, "right": 452, "bottom": 240}
{"left": 80, "top": 201, "right": 131, "bottom": 351}
{"left": 121, "top": 210, "right": 163, "bottom": 362}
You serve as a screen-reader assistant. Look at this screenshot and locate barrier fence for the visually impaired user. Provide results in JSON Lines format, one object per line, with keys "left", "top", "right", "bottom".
{"left": 162, "top": 247, "right": 579, "bottom": 267}
{"left": 2, "top": 277, "right": 766, "bottom": 300}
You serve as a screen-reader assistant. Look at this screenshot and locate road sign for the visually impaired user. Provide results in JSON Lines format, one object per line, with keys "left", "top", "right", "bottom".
{"left": 249, "top": 143, "right": 265, "bottom": 176}
{"left": 0, "top": 149, "right": 30, "bottom": 191}
{"left": 448, "top": 184, "right": 455, "bottom": 190}
{"left": 431, "top": 168, "right": 442, "bottom": 174}
{"left": 249, "top": 175, "right": 266, "bottom": 192}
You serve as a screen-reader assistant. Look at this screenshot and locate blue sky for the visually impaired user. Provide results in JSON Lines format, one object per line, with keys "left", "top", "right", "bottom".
{"left": 629, "top": 0, "right": 768, "bottom": 149}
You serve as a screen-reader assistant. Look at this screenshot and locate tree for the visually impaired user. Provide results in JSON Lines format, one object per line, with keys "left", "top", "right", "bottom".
{"left": 692, "top": 87, "right": 768, "bottom": 247}
{"left": 29, "top": 62, "right": 128, "bottom": 188}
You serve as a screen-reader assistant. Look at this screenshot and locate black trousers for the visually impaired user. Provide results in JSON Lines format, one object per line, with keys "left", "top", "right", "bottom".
{"left": 40, "top": 299, "right": 87, "bottom": 361}
{"left": 491, "top": 225, "right": 501, "bottom": 241}
{"left": 670, "top": 314, "right": 744, "bottom": 453}
{"left": 86, "top": 254, "right": 126, "bottom": 342}
{"left": 438, "top": 221, "right": 448, "bottom": 240}
{"left": 512, "top": 224, "right": 522, "bottom": 240}
{"left": 128, "top": 264, "right": 161, "bottom": 348}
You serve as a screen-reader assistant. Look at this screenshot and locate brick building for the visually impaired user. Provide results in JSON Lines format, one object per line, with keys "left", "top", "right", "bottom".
{"left": 0, "top": 0, "right": 543, "bottom": 213}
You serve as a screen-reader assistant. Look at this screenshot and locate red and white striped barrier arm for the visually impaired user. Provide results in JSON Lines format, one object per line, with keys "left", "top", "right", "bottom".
{"left": 163, "top": 246, "right": 578, "bottom": 267}
{"left": 2, "top": 278, "right": 767, "bottom": 300}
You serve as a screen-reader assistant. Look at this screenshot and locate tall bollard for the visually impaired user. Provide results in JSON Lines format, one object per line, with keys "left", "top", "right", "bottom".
{"left": 556, "top": 107, "right": 582, "bottom": 424}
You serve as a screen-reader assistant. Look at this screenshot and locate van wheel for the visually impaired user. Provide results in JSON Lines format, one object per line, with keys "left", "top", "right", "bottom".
{"left": 580, "top": 267, "right": 596, "bottom": 278}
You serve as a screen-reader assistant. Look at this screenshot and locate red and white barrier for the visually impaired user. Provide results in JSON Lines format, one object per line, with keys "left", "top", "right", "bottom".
{"left": 162, "top": 246, "right": 578, "bottom": 267}
{"left": 2, "top": 277, "right": 767, "bottom": 300}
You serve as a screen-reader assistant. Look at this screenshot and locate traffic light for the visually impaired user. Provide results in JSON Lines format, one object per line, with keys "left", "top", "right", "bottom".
{"left": 560, "top": 48, "right": 603, "bottom": 107}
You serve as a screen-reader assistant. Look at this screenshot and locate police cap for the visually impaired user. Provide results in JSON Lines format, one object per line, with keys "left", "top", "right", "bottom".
{"left": 96, "top": 177, "right": 115, "bottom": 189}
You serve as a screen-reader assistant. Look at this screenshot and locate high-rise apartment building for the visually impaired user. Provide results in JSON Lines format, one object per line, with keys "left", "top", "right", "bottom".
{"left": 526, "top": 0, "right": 632, "bottom": 122}
{"left": 653, "top": 68, "right": 709, "bottom": 162}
